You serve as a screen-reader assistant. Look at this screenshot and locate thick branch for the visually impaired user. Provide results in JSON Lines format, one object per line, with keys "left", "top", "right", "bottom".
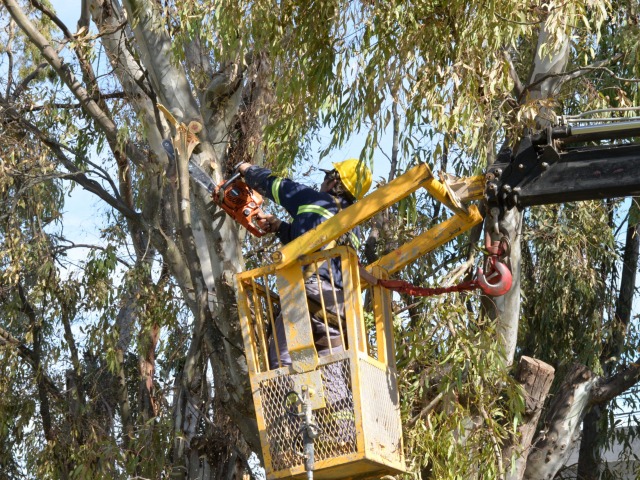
{"left": 524, "top": 364, "right": 597, "bottom": 480}
{"left": 504, "top": 357, "right": 555, "bottom": 480}
{"left": 18, "top": 283, "right": 55, "bottom": 441}
{"left": 591, "top": 361, "right": 640, "bottom": 404}
{"left": 120, "top": 0, "right": 200, "bottom": 118}
{"left": 29, "top": 0, "right": 105, "bottom": 103}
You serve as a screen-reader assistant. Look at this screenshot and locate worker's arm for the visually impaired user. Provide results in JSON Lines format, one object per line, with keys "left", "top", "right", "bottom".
{"left": 239, "top": 163, "right": 327, "bottom": 219}
{"left": 238, "top": 163, "right": 294, "bottom": 242}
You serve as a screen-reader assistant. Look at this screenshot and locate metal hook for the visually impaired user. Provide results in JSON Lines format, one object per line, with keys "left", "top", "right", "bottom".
{"left": 476, "top": 257, "right": 512, "bottom": 296}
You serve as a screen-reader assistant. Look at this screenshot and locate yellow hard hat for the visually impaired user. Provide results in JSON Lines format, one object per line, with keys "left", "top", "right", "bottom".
{"left": 332, "top": 159, "right": 372, "bottom": 200}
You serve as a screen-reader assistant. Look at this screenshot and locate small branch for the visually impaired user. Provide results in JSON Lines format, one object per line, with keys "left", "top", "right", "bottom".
{"left": 29, "top": 0, "right": 74, "bottom": 39}
{"left": 502, "top": 50, "right": 524, "bottom": 99}
{"left": 10, "top": 62, "right": 49, "bottom": 100}
{"left": 51, "top": 242, "right": 133, "bottom": 267}
{"left": 84, "top": 18, "right": 129, "bottom": 41}
{"left": 407, "top": 391, "right": 444, "bottom": 427}
{"left": 23, "top": 92, "right": 128, "bottom": 111}
{"left": 5, "top": 19, "right": 15, "bottom": 98}
{"left": 495, "top": 12, "right": 544, "bottom": 26}
{"left": 389, "top": 93, "right": 400, "bottom": 182}
{"left": 519, "top": 54, "right": 625, "bottom": 102}
{"left": 479, "top": 403, "right": 505, "bottom": 480}
{"left": 82, "top": 157, "right": 124, "bottom": 199}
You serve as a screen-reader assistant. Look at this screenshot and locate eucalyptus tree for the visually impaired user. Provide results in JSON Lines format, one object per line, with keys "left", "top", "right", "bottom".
{"left": 1, "top": 0, "right": 639, "bottom": 479}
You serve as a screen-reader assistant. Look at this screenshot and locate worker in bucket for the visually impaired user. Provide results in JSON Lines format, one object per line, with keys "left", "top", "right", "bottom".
{"left": 238, "top": 159, "right": 375, "bottom": 368}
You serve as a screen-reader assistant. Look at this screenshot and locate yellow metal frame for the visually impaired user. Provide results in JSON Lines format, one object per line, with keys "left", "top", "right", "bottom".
{"left": 271, "top": 164, "right": 484, "bottom": 268}
{"left": 235, "top": 165, "right": 485, "bottom": 479}
{"left": 237, "top": 247, "right": 406, "bottom": 479}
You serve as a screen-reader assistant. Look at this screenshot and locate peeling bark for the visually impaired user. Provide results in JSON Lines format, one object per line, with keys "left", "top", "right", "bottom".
{"left": 524, "top": 364, "right": 597, "bottom": 480}
{"left": 504, "top": 357, "right": 555, "bottom": 480}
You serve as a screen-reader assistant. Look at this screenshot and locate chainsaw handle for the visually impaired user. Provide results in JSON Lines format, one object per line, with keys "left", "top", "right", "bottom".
{"left": 219, "top": 162, "right": 246, "bottom": 191}
{"left": 244, "top": 208, "right": 267, "bottom": 237}
{"left": 219, "top": 171, "right": 242, "bottom": 192}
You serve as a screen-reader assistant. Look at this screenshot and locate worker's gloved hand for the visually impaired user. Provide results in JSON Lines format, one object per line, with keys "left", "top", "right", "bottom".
{"left": 237, "top": 162, "right": 252, "bottom": 176}
{"left": 256, "top": 211, "right": 282, "bottom": 233}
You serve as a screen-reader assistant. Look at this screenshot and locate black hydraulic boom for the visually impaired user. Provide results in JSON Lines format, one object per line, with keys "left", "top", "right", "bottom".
{"left": 485, "top": 118, "right": 640, "bottom": 217}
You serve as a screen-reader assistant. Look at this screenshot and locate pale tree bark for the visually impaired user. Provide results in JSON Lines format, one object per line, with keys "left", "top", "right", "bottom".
{"left": 90, "top": 0, "right": 257, "bottom": 443}
{"left": 91, "top": 0, "right": 270, "bottom": 472}
{"left": 524, "top": 365, "right": 598, "bottom": 480}
{"left": 522, "top": 359, "right": 640, "bottom": 480}
{"left": 493, "top": 7, "right": 571, "bottom": 364}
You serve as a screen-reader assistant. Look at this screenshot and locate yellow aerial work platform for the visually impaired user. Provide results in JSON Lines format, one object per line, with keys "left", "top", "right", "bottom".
{"left": 235, "top": 164, "right": 484, "bottom": 479}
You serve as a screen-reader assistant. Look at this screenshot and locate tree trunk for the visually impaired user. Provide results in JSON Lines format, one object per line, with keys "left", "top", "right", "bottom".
{"left": 504, "top": 357, "right": 555, "bottom": 480}
{"left": 524, "top": 364, "right": 597, "bottom": 480}
{"left": 576, "top": 406, "right": 602, "bottom": 480}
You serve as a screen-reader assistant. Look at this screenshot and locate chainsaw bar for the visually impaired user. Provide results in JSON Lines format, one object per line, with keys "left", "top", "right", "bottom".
{"left": 162, "top": 139, "right": 215, "bottom": 194}
{"left": 187, "top": 160, "right": 216, "bottom": 194}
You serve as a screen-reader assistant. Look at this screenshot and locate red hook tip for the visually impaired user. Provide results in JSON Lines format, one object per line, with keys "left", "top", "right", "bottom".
{"left": 476, "top": 259, "right": 512, "bottom": 296}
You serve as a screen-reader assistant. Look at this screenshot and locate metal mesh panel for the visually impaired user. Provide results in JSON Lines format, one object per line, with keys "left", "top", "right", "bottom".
{"left": 259, "top": 360, "right": 357, "bottom": 472}
{"left": 359, "top": 359, "right": 403, "bottom": 462}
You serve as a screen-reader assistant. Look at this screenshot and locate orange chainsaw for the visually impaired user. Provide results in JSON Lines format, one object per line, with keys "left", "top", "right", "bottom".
{"left": 162, "top": 139, "right": 266, "bottom": 237}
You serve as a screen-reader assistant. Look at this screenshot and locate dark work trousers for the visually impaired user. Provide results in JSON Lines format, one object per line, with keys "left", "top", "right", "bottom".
{"left": 268, "top": 277, "right": 345, "bottom": 369}
{"left": 268, "top": 277, "right": 353, "bottom": 441}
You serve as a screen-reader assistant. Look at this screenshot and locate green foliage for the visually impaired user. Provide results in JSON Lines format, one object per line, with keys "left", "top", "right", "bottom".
{"left": 199, "top": 0, "right": 616, "bottom": 171}
{"left": 397, "top": 297, "right": 524, "bottom": 479}
{"left": 3, "top": 0, "right": 640, "bottom": 477}
{"left": 520, "top": 202, "right": 617, "bottom": 371}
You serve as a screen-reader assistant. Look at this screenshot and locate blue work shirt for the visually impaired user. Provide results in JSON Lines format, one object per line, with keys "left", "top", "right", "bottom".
{"left": 244, "top": 166, "right": 361, "bottom": 288}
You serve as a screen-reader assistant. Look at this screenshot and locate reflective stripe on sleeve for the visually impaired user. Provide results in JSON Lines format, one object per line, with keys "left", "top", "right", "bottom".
{"left": 297, "top": 204, "right": 334, "bottom": 219}
{"left": 349, "top": 232, "right": 361, "bottom": 250}
{"left": 271, "top": 177, "right": 283, "bottom": 204}
{"left": 297, "top": 204, "right": 361, "bottom": 250}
